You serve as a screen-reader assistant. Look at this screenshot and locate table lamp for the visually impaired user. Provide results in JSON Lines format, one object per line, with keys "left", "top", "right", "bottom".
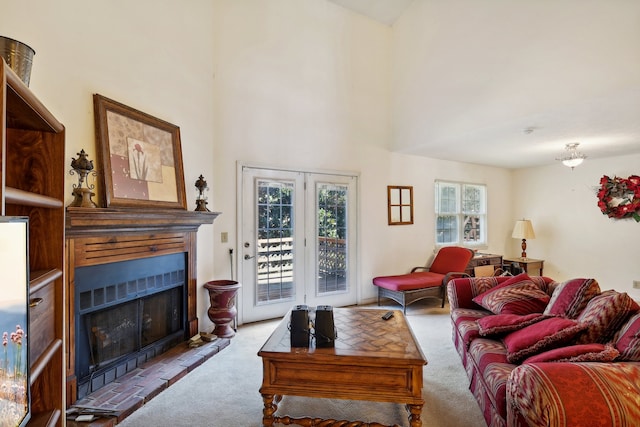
{"left": 512, "top": 219, "right": 535, "bottom": 259}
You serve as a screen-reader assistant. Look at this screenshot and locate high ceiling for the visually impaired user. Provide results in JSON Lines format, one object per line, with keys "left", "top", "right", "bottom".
{"left": 327, "top": 0, "right": 640, "bottom": 169}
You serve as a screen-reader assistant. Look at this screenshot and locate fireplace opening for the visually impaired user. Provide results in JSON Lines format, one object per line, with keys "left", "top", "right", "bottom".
{"left": 84, "top": 288, "right": 182, "bottom": 372}
{"left": 74, "top": 253, "right": 187, "bottom": 399}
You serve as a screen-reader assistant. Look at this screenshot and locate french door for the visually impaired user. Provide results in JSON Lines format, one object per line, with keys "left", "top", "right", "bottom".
{"left": 239, "top": 166, "right": 357, "bottom": 323}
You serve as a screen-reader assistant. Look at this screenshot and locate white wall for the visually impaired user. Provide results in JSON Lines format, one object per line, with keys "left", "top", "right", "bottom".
{"left": 391, "top": 0, "right": 640, "bottom": 303}
{"left": 211, "top": 0, "right": 514, "bottom": 323}
{"left": 513, "top": 154, "right": 640, "bottom": 300}
{"left": 1, "top": 0, "right": 218, "bottom": 327}
{"left": 1, "top": 0, "right": 519, "bottom": 328}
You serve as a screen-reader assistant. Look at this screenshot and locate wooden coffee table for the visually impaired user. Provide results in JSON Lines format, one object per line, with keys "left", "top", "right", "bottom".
{"left": 258, "top": 308, "right": 427, "bottom": 427}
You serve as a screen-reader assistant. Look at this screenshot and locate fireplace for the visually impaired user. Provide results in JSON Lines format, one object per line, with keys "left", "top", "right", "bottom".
{"left": 65, "top": 207, "right": 219, "bottom": 406}
{"left": 74, "top": 253, "right": 187, "bottom": 399}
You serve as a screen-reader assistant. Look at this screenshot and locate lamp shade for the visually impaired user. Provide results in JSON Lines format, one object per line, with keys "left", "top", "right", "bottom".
{"left": 512, "top": 220, "right": 535, "bottom": 240}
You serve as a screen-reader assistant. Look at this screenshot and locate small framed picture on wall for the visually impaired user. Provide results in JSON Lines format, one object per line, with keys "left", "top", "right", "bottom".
{"left": 387, "top": 185, "right": 413, "bottom": 225}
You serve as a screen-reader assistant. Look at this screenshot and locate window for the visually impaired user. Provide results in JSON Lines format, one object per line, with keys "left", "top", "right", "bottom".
{"left": 435, "top": 180, "right": 486, "bottom": 246}
{"left": 387, "top": 185, "right": 413, "bottom": 225}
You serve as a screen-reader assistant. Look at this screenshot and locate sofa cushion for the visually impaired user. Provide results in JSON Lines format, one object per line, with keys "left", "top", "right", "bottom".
{"left": 503, "top": 317, "right": 587, "bottom": 364}
{"left": 472, "top": 273, "right": 550, "bottom": 315}
{"left": 372, "top": 271, "right": 442, "bottom": 291}
{"left": 478, "top": 313, "right": 547, "bottom": 336}
{"left": 614, "top": 312, "right": 640, "bottom": 361}
{"left": 529, "top": 276, "right": 553, "bottom": 295}
{"left": 575, "top": 290, "right": 640, "bottom": 344}
{"left": 543, "top": 278, "right": 600, "bottom": 318}
{"left": 523, "top": 343, "right": 619, "bottom": 363}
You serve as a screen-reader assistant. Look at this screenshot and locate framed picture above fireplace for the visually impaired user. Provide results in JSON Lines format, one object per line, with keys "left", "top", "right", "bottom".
{"left": 0, "top": 216, "right": 30, "bottom": 427}
{"left": 93, "top": 94, "right": 187, "bottom": 209}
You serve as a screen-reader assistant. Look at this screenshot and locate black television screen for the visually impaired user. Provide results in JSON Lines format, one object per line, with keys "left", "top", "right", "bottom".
{"left": 0, "top": 217, "right": 30, "bottom": 427}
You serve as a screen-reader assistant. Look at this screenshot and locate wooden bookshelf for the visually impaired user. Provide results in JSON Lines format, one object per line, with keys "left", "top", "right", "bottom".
{"left": 1, "top": 59, "right": 65, "bottom": 426}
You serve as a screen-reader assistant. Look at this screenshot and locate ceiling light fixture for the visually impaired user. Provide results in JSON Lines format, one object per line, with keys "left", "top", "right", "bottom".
{"left": 557, "top": 142, "right": 586, "bottom": 169}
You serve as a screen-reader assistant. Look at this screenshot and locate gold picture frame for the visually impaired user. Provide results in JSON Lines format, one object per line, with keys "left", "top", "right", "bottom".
{"left": 93, "top": 94, "right": 187, "bottom": 209}
{"left": 387, "top": 185, "right": 414, "bottom": 225}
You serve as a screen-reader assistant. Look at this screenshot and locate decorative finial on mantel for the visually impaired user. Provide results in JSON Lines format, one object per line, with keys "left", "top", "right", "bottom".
{"left": 69, "top": 149, "right": 98, "bottom": 208}
{"left": 195, "top": 174, "right": 210, "bottom": 212}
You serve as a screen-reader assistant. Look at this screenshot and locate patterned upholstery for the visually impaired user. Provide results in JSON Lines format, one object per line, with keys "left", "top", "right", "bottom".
{"left": 615, "top": 312, "right": 640, "bottom": 361}
{"left": 543, "top": 278, "right": 601, "bottom": 318}
{"left": 507, "top": 362, "right": 640, "bottom": 427}
{"left": 472, "top": 273, "right": 551, "bottom": 315}
{"left": 503, "top": 317, "right": 586, "bottom": 364}
{"left": 478, "top": 313, "right": 548, "bottom": 336}
{"left": 451, "top": 307, "right": 488, "bottom": 350}
{"left": 448, "top": 275, "right": 553, "bottom": 310}
{"left": 448, "top": 276, "right": 503, "bottom": 309}
{"left": 448, "top": 275, "right": 640, "bottom": 427}
{"left": 448, "top": 276, "right": 555, "bottom": 427}
{"left": 523, "top": 343, "right": 619, "bottom": 364}
{"left": 575, "top": 290, "right": 640, "bottom": 344}
{"left": 468, "top": 338, "right": 514, "bottom": 421}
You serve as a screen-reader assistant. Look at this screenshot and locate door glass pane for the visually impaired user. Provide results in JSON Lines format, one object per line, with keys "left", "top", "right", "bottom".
{"left": 256, "top": 179, "right": 295, "bottom": 304}
{"left": 317, "top": 183, "right": 348, "bottom": 295}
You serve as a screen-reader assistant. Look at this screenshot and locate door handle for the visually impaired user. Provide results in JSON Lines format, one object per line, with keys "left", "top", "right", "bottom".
{"left": 244, "top": 254, "right": 255, "bottom": 260}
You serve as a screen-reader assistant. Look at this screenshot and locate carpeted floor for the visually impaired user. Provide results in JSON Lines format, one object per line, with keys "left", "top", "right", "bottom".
{"left": 118, "top": 300, "right": 486, "bottom": 427}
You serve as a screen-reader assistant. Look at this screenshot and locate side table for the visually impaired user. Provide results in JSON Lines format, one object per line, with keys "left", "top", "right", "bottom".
{"left": 466, "top": 253, "right": 503, "bottom": 276}
{"left": 503, "top": 257, "right": 544, "bottom": 276}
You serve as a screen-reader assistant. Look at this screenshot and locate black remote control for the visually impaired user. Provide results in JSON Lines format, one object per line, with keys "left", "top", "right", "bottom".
{"left": 382, "top": 311, "right": 394, "bottom": 320}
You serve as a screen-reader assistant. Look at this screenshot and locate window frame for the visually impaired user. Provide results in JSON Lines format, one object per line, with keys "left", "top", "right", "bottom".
{"left": 434, "top": 180, "right": 487, "bottom": 248}
{"left": 387, "top": 185, "right": 414, "bottom": 225}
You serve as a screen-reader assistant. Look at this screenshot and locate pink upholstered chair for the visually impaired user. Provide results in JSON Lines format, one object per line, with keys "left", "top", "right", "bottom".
{"left": 373, "top": 246, "right": 474, "bottom": 313}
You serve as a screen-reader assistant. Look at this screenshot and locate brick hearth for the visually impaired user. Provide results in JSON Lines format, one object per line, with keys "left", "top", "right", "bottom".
{"left": 67, "top": 338, "right": 230, "bottom": 426}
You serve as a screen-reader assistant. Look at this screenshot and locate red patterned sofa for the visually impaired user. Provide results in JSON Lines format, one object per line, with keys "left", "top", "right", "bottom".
{"left": 447, "top": 274, "right": 640, "bottom": 427}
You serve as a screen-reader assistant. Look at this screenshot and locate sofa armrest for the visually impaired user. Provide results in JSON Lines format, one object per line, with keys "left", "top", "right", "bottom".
{"left": 507, "top": 362, "right": 640, "bottom": 427}
{"left": 447, "top": 275, "right": 556, "bottom": 310}
{"left": 447, "top": 276, "right": 502, "bottom": 309}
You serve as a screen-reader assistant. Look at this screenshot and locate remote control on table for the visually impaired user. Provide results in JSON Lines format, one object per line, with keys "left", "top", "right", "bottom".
{"left": 382, "top": 311, "right": 394, "bottom": 320}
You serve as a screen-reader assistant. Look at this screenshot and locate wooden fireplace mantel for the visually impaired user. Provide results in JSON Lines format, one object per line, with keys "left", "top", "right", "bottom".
{"left": 66, "top": 206, "right": 220, "bottom": 235}
{"left": 65, "top": 206, "right": 220, "bottom": 405}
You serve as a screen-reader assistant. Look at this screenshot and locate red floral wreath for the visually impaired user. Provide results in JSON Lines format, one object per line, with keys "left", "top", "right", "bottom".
{"left": 597, "top": 175, "right": 640, "bottom": 222}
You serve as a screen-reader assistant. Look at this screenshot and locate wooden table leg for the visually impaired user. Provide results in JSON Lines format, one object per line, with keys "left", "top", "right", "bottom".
{"left": 407, "top": 403, "right": 423, "bottom": 427}
{"left": 261, "top": 393, "right": 278, "bottom": 426}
